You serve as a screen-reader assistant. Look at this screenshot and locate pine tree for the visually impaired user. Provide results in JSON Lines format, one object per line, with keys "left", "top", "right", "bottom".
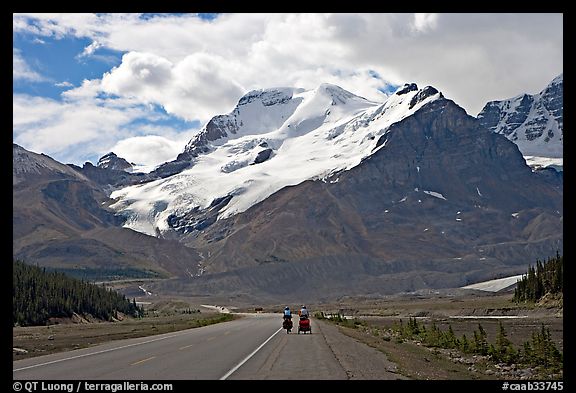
{"left": 472, "top": 324, "right": 489, "bottom": 355}
{"left": 513, "top": 252, "right": 563, "bottom": 303}
{"left": 493, "top": 322, "right": 517, "bottom": 363}
{"left": 444, "top": 324, "right": 457, "bottom": 349}
{"left": 460, "top": 334, "right": 470, "bottom": 353}
{"left": 13, "top": 260, "right": 142, "bottom": 326}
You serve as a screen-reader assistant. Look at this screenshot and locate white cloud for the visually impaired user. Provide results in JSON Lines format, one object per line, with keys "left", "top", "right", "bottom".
{"left": 46, "top": 14, "right": 562, "bottom": 115}
{"left": 77, "top": 40, "right": 103, "bottom": 59}
{"left": 412, "top": 13, "right": 438, "bottom": 33}
{"left": 14, "top": 94, "right": 139, "bottom": 156}
{"left": 101, "top": 51, "right": 244, "bottom": 121}
{"left": 102, "top": 52, "right": 173, "bottom": 94}
{"left": 55, "top": 81, "right": 73, "bottom": 87}
{"left": 13, "top": 13, "right": 103, "bottom": 39}
{"left": 13, "top": 49, "right": 45, "bottom": 82}
{"left": 111, "top": 134, "right": 191, "bottom": 168}
{"left": 12, "top": 88, "right": 194, "bottom": 166}
{"left": 13, "top": 13, "right": 563, "bottom": 165}
{"left": 62, "top": 79, "right": 104, "bottom": 100}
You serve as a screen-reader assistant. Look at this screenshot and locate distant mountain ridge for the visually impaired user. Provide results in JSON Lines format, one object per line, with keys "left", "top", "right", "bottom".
{"left": 13, "top": 77, "right": 563, "bottom": 300}
{"left": 145, "top": 89, "right": 561, "bottom": 301}
{"left": 12, "top": 144, "right": 202, "bottom": 280}
{"left": 477, "top": 74, "right": 562, "bottom": 159}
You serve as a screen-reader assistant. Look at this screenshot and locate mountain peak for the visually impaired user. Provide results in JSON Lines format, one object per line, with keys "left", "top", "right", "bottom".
{"left": 314, "top": 83, "right": 374, "bottom": 105}
{"left": 395, "top": 83, "right": 419, "bottom": 95}
{"left": 110, "top": 80, "right": 454, "bottom": 236}
{"left": 97, "top": 152, "right": 134, "bottom": 172}
{"left": 477, "top": 74, "right": 563, "bottom": 159}
{"left": 238, "top": 87, "right": 305, "bottom": 107}
{"left": 408, "top": 86, "right": 442, "bottom": 109}
{"left": 549, "top": 73, "right": 562, "bottom": 86}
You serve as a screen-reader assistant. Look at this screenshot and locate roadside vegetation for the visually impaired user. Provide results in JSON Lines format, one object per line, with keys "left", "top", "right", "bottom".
{"left": 319, "top": 312, "right": 562, "bottom": 380}
{"left": 393, "top": 318, "right": 561, "bottom": 376}
{"left": 317, "top": 253, "right": 563, "bottom": 380}
{"left": 13, "top": 310, "right": 235, "bottom": 361}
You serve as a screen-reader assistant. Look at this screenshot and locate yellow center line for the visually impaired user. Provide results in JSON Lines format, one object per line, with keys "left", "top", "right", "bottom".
{"left": 223, "top": 331, "right": 231, "bottom": 335}
{"left": 131, "top": 356, "right": 156, "bottom": 366}
{"left": 207, "top": 336, "right": 216, "bottom": 341}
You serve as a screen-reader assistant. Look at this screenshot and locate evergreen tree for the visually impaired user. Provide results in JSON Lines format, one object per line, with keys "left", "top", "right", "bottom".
{"left": 460, "top": 334, "right": 470, "bottom": 353}
{"left": 472, "top": 324, "right": 489, "bottom": 355}
{"left": 493, "top": 322, "right": 517, "bottom": 363}
{"left": 524, "top": 325, "right": 562, "bottom": 368}
{"left": 444, "top": 324, "right": 458, "bottom": 349}
{"left": 13, "top": 260, "right": 144, "bottom": 326}
{"left": 513, "top": 252, "right": 563, "bottom": 303}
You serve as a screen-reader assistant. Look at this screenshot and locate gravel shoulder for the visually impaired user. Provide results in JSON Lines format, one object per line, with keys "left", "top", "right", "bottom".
{"left": 315, "top": 318, "right": 408, "bottom": 379}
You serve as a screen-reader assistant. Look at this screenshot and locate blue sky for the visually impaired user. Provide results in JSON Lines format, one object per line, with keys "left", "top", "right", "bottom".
{"left": 13, "top": 13, "right": 562, "bottom": 170}
{"left": 13, "top": 14, "right": 211, "bottom": 168}
{"left": 14, "top": 35, "right": 121, "bottom": 97}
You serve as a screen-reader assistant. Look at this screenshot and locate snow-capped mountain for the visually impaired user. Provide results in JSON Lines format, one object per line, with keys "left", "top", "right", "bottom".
{"left": 477, "top": 74, "right": 563, "bottom": 161}
{"left": 110, "top": 82, "right": 443, "bottom": 237}
{"left": 142, "top": 84, "right": 561, "bottom": 300}
{"left": 14, "top": 78, "right": 563, "bottom": 300}
{"left": 97, "top": 152, "right": 134, "bottom": 172}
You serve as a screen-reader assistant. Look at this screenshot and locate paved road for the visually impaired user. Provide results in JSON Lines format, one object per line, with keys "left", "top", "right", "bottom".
{"left": 228, "top": 317, "right": 348, "bottom": 380}
{"left": 13, "top": 313, "right": 402, "bottom": 380}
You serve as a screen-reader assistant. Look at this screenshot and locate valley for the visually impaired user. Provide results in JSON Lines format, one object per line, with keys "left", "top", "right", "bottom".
{"left": 13, "top": 76, "right": 563, "bottom": 301}
{"left": 13, "top": 283, "right": 563, "bottom": 380}
{"left": 12, "top": 13, "right": 563, "bottom": 383}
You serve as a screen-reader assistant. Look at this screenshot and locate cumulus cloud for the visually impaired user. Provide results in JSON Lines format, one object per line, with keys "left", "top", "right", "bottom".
{"left": 26, "top": 14, "right": 561, "bottom": 115}
{"left": 13, "top": 85, "right": 196, "bottom": 166}
{"left": 110, "top": 134, "right": 190, "bottom": 169}
{"left": 100, "top": 51, "right": 245, "bottom": 121}
{"left": 101, "top": 52, "right": 173, "bottom": 98}
{"left": 13, "top": 13, "right": 562, "bottom": 166}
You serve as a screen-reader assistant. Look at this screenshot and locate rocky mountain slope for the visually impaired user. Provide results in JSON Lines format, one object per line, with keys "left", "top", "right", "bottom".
{"left": 97, "top": 152, "right": 135, "bottom": 172}
{"left": 477, "top": 74, "right": 562, "bottom": 160}
{"left": 13, "top": 78, "right": 562, "bottom": 301}
{"left": 13, "top": 144, "right": 202, "bottom": 280}
{"left": 104, "top": 84, "right": 562, "bottom": 301}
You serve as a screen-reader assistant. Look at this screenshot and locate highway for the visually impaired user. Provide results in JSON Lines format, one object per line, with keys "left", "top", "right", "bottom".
{"left": 13, "top": 313, "right": 387, "bottom": 380}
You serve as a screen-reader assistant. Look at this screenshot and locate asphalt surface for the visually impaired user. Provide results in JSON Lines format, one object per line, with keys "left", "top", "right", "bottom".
{"left": 13, "top": 313, "right": 403, "bottom": 380}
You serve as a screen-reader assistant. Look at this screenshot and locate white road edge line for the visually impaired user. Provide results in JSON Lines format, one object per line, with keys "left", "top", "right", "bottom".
{"left": 220, "top": 327, "right": 283, "bottom": 380}
{"left": 13, "top": 329, "right": 197, "bottom": 372}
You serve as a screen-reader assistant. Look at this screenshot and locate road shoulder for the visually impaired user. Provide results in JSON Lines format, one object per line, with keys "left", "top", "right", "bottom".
{"left": 315, "top": 319, "right": 408, "bottom": 380}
